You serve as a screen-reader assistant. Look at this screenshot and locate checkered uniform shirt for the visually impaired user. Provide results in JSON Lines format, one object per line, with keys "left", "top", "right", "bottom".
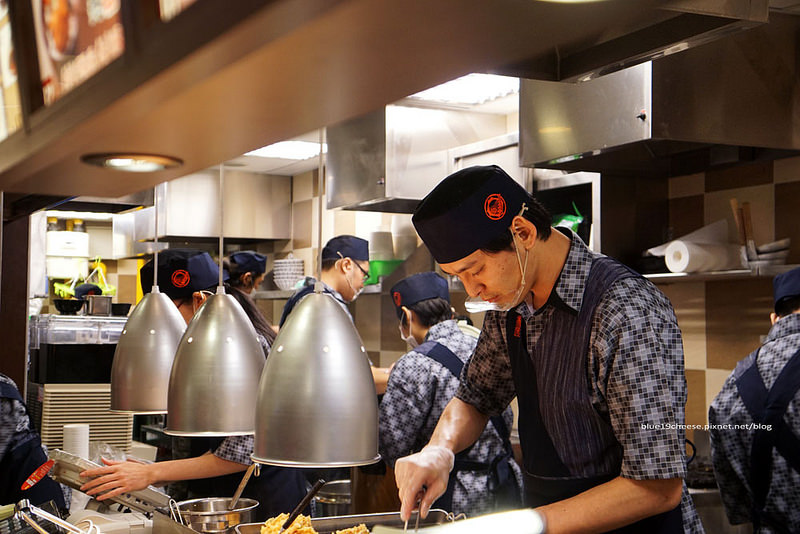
{"left": 709, "top": 312, "right": 800, "bottom": 532}
{"left": 379, "top": 320, "right": 522, "bottom": 517}
{"left": 455, "top": 231, "right": 703, "bottom": 532}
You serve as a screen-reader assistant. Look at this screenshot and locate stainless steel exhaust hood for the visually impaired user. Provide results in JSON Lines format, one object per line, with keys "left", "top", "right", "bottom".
{"left": 520, "top": 12, "right": 800, "bottom": 177}
{"left": 326, "top": 105, "right": 511, "bottom": 213}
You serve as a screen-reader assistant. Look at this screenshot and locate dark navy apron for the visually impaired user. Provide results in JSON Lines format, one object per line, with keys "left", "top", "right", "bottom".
{"left": 186, "top": 437, "right": 309, "bottom": 521}
{"left": 506, "top": 256, "right": 682, "bottom": 532}
{"left": 0, "top": 382, "right": 66, "bottom": 509}
{"left": 734, "top": 345, "right": 800, "bottom": 534}
{"left": 413, "top": 341, "right": 521, "bottom": 512}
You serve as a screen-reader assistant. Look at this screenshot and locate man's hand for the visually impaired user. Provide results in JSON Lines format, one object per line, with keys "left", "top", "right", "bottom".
{"left": 394, "top": 445, "right": 455, "bottom": 521}
{"left": 79, "top": 458, "right": 153, "bottom": 500}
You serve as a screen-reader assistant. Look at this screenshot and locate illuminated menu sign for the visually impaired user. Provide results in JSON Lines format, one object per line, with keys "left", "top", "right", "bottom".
{"left": 0, "top": 1, "right": 22, "bottom": 139}
{"left": 159, "top": 0, "right": 197, "bottom": 22}
{"left": 31, "top": 0, "right": 125, "bottom": 106}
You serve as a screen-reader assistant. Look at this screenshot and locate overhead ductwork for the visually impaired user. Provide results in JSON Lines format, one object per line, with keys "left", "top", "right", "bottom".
{"left": 519, "top": 12, "right": 800, "bottom": 177}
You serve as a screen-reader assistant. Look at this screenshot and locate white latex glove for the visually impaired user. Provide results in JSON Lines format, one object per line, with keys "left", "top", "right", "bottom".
{"left": 394, "top": 445, "right": 455, "bottom": 521}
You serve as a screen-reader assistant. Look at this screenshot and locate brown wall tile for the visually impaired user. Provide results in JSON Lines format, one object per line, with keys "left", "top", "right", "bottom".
{"left": 116, "top": 274, "right": 138, "bottom": 305}
{"left": 685, "top": 369, "right": 706, "bottom": 427}
{"left": 668, "top": 195, "right": 704, "bottom": 241}
{"left": 775, "top": 181, "right": 800, "bottom": 264}
{"left": 705, "top": 278, "right": 772, "bottom": 369}
{"left": 705, "top": 161, "right": 773, "bottom": 193}
{"left": 292, "top": 199, "right": 313, "bottom": 250}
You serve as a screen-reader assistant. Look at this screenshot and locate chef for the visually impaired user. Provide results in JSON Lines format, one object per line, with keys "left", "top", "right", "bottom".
{"left": 394, "top": 166, "right": 703, "bottom": 532}
{"left": 709, "top": 266, "right": 800, "bottom": 531}
{"left": 79, "top": 249, "right": 307, "bottom": 520}
{"left": 226, "top": 251, "right": 268, "bottom": 296}
{"left": 279, "top": 234, "right": 391, "bottom": 395}
{"left": 380, "top": 272, "right": 521, "bottom": 517}
{"left": 279, "top": 235, "right": 371, "bottom": 326}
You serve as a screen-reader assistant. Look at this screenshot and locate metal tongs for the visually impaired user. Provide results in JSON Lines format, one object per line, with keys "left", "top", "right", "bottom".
{"left": 403, "top": 486, "right": 425, "bottom": 534}
{"left": 14, "top": 499, "right": 89, "bottom": 534}
{"left": 279, "top": 478, "right": 326, "bottom": 533}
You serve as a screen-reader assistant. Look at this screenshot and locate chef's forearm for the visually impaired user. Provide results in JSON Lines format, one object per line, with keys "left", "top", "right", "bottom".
{"left": 149, "top": 453, "right": 247, "bottom": 485}
{"left": 535, "top": 476, "right": 683, "bottom": 534}
{"left": 427, "top": 397, "right": 489, "bottom": 454}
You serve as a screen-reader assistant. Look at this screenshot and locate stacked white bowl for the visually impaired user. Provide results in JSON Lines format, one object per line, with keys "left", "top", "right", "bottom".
{"left": 273, "top": 256, "right": 304, "bottom": 290}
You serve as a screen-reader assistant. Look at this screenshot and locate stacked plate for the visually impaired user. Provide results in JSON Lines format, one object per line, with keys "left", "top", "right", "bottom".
{"left": 747, "top": 238, "right": 791, "bottom": 269}
{"left": 273, "top": 257, "right": 304, "bottom": 290}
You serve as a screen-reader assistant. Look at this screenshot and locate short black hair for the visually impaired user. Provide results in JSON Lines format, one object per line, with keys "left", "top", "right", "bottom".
{"left": 776, "top": 295, "right": 800, "bottom": 317}
{"left": 403, "top": 297, "right": 452, "bottom": 328}
{"left": 479, "top": 197, "right": 553, "bottom": 254}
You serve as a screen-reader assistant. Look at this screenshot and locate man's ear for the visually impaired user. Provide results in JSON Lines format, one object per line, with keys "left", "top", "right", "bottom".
{"left": 511, "top": 215, "right": 537, "bottom": 247}
{"left": 192, "top": 291, "right": 208, "bottom": 312}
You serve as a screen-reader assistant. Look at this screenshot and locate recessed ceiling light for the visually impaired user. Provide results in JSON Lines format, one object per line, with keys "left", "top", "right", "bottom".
{"left": 245, "top": 141, "right": 326, "bottom": 160}
{"left": 408, "top": 73, "right": 519, "bottom": 106}
{"left": 81, "top": 153, "right": 183, "bottom": 172}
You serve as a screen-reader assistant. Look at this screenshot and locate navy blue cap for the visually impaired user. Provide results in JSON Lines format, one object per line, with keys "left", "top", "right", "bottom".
{"left": 412, "top": 165, "right": 531, "bottom": 264}
{"left": 140, "top": 249, "right": 226, "bottom": 300}
{"left": 75, "top": 283, "right": 103, "bottom": 299}
{"left": 774, "top": 266, "right": 800, "bottom": 310}
{"left": 321, "top": 235, "right": 369, "bottom": 262}
{"left": 390, "top": 272, "right": 450, "bottom": 319}
{"left": 229, "top": 251, "right": 267, "bottom": 275}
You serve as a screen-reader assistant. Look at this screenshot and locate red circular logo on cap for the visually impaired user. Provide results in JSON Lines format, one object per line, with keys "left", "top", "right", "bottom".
{"left": 171, "top": 269, "right": 191, "bottom": 288}
{"left": 484, "top": 193, "right": 507, "bottom": 220}
{"left": 393, "top": 291, "right": 402, "bottom": 307}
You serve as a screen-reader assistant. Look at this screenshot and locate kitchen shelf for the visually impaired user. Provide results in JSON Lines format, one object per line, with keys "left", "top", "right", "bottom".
{"left": 254, "top": 283, "right": 382, "bottom": 300}
{"left": 644, "top": 264, "right": 798, "bottom": 284}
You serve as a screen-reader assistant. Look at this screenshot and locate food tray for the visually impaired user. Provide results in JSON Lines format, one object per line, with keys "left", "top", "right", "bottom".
{"left": 49, "top": 449, "right": 171, "bottom": 514}
{"left": 236, "top": 510, "right": 452, "bottom": 534}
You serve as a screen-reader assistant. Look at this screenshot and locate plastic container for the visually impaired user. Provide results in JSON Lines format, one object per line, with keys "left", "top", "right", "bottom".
{"left": 365, "top": 260, "right": 403, "bottom": 286}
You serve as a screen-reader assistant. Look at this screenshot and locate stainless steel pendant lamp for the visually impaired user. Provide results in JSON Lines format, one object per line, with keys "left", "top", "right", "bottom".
{"left": 165, "top": 164, "right": 265, "bottom": 436}
{"left": 110, "top": 185, "right": 186, "bottom": 413}
{"left": 252, "top": 131, "right": 380, "bottom": 466}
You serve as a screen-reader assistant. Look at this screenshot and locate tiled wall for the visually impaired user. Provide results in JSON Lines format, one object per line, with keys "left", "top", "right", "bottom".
{"left": 658, "top": 156, "right": 800, "bottom": 427}
{"left": 259, "top": 169, "right": 413, "bottom": 368}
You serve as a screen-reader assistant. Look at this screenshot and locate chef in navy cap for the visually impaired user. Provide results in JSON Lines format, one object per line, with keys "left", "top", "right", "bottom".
{"left": 226, "top": 251, "right": 267, "bottom": 295}
{"left": 709, "top": 265, "right": 800, "bottom": 528}
{"left": 140, "top": 249, "right": 226, "bottom": 323}
{"left": 279, "top": 234, "right": 370, "bottom": 327}
{"left": 395, "top": 165, "right": 701, "bottom": 530}
{"left": 381, "top": 271, "right": 522, "bottom": 516}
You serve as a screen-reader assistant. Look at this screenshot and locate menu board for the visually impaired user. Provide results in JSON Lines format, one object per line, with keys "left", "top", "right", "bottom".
{"left": 31, "top": 0, "right": 124, "bottom": 106}
{"left": 0, "top": 0, "right": 22, "bottom": 139}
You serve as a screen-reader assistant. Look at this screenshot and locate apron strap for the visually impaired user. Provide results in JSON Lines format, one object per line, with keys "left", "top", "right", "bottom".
{"left": 735, "top": 345, "right": 800, "bottom": 533}
{"left": 414, "top": 341, "right": 517, "bottom": 511}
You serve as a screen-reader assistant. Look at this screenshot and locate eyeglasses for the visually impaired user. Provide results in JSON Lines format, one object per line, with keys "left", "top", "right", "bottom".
{"left": 337, "top": 251, "right": 370, "bottom": 281}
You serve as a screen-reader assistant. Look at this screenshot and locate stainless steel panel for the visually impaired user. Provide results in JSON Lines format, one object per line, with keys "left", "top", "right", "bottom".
{"left": 327, "top": 105, "right": 507, "bottom": 213}
{"left": 130, "top": 171, "right": 291, "bottom": 241}
{"left": 520, "top": 13, "right": 800, "bottom": 174}
{"left": 520, "top": 63, "right": 651, "bottom": 167}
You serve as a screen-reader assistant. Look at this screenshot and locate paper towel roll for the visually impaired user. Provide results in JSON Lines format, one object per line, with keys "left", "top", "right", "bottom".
{"left": 63, "top": 423, "right": 90, "bottom": 459}
{"left": 665, "top": 241, "right": 744, "bottom": 273}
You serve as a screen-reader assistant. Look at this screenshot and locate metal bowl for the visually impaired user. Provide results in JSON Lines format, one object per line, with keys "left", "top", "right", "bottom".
{"left": 177, "top": 497, "right": 259, "bottom": 533}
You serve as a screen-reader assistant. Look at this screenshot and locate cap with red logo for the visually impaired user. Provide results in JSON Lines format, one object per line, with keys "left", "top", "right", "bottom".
{"left": 390, "top": 272, "right": 450, "bottom": 319}
{"left": 412, "top": 165, "right": 531, "bottom": 264}
{"left": 140, "top": 249, "right": 227, "bottom": 300}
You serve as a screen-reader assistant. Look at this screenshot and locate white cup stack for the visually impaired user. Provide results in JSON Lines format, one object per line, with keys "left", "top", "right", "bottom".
{"left": 62, "top": 423, "right": 90, "bottom": 459}
{"left": 273, "top": 256, "right": 304, "bottom": 290}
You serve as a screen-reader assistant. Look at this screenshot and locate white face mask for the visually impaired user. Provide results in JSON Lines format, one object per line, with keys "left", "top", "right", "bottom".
{"left": 398, "top": 310, "right": 419, "bottom": 348}
{"left": 464, "top": 231, "right": 529, "bottom": 313}
{"left": 399, "top": 323, "right": 419, "bottom": 348}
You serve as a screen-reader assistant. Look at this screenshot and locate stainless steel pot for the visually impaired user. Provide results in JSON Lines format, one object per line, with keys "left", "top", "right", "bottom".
{"left": 313, "top": 480, "right": 351, "bottom": 517}
{"left": 177, "top": 497, "right": 258, "bottom": 533}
